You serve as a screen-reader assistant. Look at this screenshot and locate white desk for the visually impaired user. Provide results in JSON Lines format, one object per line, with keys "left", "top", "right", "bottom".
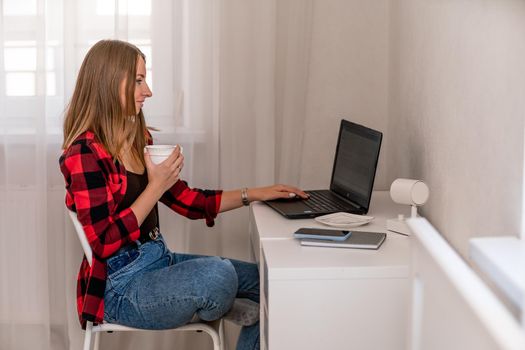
{"left": 249, "top": 191, "right": 411, "bottom": 350}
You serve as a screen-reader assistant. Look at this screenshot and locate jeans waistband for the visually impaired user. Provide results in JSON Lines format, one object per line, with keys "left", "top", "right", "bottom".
{"left": 115, "top": 227, "right": 161, "bottom": 255}
{"left": 138, "top": 227, "right": 160, "bottom": 244}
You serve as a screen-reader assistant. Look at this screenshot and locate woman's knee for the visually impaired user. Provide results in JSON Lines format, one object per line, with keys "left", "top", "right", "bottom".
{"left": 220, "top": 259, "right": 238, "bottom": 303}
{"left": 207, "top": 257, "right": 238, "bottom": 297}
{"left": 195, "top": 258, "right": 238, "bottom": 319}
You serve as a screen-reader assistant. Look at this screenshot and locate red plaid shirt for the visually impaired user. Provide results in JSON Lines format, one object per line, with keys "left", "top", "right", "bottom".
{"left": 59, "top": 131, "right": 222, "bottom": 328}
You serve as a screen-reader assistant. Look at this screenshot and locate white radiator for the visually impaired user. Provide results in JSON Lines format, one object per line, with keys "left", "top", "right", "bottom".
{"left": 407, "top": 218, "right": 525, "bottom": 350}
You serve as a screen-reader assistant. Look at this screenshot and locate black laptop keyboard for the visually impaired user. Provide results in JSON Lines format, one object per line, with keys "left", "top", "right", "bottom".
{"left": 303, "top": 190, "right": 353, "bottom": 212}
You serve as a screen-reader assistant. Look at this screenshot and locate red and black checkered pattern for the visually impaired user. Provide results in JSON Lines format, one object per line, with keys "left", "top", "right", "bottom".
{"left": 59, "top": 131, "right": 222, "bottom": 328}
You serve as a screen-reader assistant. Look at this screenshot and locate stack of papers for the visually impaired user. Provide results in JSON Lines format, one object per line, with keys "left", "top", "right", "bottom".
{"left": 314, "top": 212, "right": 374, "bottom": 228}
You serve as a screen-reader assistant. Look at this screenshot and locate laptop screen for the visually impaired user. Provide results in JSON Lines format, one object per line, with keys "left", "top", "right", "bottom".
{"left": 330, "top": 120, "right": 383, "bottom": 210}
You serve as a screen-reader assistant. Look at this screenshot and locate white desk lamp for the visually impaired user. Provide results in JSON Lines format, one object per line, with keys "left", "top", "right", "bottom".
{"left": 386, "top": 178, "right": 429, "bottom": 235}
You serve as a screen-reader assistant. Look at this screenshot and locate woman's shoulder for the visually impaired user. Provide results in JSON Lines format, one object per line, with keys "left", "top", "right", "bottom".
{"left": 60, "top": 131, "right": 114, "bottom": 171}
{"left": 63, "top": 131, "right": 111, "bottom": 157}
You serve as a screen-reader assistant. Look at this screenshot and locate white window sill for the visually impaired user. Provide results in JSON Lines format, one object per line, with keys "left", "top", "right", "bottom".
{"left": 469, "top": 236, "right": 525, "bottom": 320}
{"left": 150, "top": 127, "right": 206, "bottom": 144}
{"left": 0, "top": 127, "right": 207, "bottom": 144}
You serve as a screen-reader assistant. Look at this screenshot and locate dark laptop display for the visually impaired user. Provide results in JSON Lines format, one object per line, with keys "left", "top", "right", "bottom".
{"left": 264, "top": 119, "right": 382, "bottom": 219}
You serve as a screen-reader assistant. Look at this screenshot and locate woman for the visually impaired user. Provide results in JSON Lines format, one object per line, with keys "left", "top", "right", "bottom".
{"left": 59, "top": 39, "right": 306, "bottom": 350}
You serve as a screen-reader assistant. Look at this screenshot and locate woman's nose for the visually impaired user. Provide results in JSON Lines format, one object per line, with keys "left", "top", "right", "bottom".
{"left": 144, "top": 84, "right": 152, "bottom": 97}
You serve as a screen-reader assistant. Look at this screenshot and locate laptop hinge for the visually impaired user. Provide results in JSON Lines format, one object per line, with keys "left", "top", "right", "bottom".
{"left": 334, "top": 192, "right": 361, "bottom": 209}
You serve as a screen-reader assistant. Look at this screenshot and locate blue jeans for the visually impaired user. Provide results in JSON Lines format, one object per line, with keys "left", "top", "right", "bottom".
{"left": 103, "top": 235, "right": 260, "bottom": 350}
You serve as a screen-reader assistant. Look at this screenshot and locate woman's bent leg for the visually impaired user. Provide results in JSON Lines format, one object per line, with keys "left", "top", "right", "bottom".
{"left": 237, "top": 322, "right": 260, "bottom": 350}
{"left": 223, "top": 258, "right": 260, "bottom": 350}
{"left": 173, "top": 253, "right": 259, "bottom": 302}
{"left": 105, "top": 256, "right": 238, "bottom": 330}
{"left": 227, "top": 258, "right": 260, "bottom": 303}
{"left": 173, "top": 253, "right": 260, "bottom": 350}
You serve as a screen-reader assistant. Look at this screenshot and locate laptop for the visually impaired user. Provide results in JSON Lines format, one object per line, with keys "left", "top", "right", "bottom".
{"left": 264, "top": 119, "right": 383, "bottom": 219}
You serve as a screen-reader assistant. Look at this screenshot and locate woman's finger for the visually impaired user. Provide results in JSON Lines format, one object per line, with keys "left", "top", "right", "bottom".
{"left": 277, "top": 191, "right": 295, "bottom": 199}
{"left": 172, "top": 154, "right": 183, "bottom": 169}
{"left": 162, "top": 146, "right": 181, "bottom": 166}
{"left": 276, "top": 185, "right": 308, "bottom": 199}
{"left": 143, "top": 148, "right": 154, "bottom": 169}
{"left": 167, "top": 156, "right": 184, "bottom": 178}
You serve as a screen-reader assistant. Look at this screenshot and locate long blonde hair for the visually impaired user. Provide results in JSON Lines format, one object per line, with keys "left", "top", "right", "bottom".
{"left": 62, "top": 39, "right": 149, "bottom": 164}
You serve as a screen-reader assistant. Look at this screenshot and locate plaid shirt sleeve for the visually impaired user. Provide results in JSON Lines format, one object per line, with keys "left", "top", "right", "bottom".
{"left": 145, "top": 130, "right": 222, "bottom": 226}
{"left": 61, "top": 140, "right": 141, "bottom": 258}
{"left": 160, "top": 180, "right": 222, "bottom": 227}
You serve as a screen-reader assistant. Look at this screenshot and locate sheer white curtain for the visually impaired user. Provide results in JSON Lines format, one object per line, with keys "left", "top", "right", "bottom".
{"left": 0, "top": 0, "right": 312, "bottom": 349}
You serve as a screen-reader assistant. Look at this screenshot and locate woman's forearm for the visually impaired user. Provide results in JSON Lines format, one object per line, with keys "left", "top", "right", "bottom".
{"left": 219, "top": 185, "right": 308, "bottom": 213}
{"left": 219, "top": 189, "right": 245, "bottom": 212}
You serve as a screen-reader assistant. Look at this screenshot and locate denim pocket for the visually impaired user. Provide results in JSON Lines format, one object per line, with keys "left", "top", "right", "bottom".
{"left": 107, "top": 249, "right": 141, "bottom": 278}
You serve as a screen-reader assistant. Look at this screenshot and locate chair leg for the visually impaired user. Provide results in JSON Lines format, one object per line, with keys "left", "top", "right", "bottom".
{"left": 203, "top": 319, "right": 225, "bottom": 350}
{"left": 208, "top": 326, "right": 221, "bottom": 350}
{"left": 83, "top": 322, "right": 93, "bottom": 350}
{"left": 218, "top": 319, "right": 225, "bottom": 350}
{"left": 93, "top": 331, "right": 101, "bottom": 350}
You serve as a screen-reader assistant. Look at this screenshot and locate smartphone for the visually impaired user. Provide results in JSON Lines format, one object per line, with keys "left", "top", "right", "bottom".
{"left": 293, "top": 227, "right": 352, "bottom": 241}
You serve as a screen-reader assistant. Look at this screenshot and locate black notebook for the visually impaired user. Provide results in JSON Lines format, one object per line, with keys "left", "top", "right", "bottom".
{"left": 264, "top": 119, "right": 383, "bottom": 219}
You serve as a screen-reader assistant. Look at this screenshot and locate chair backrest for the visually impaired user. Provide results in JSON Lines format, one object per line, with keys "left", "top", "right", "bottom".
{"left": 68, "top": 210, "right": 93, "bottom": 267}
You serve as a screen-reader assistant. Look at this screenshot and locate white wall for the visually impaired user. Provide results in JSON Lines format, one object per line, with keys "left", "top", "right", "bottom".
{"left": 387, "top": 0, "right": 525, "bottom": 260}
{"left": 275, "top": 0, "right": 525, "bottom": 262}
{"left": 289, "top": 0, "right": 391, "bottom": 190}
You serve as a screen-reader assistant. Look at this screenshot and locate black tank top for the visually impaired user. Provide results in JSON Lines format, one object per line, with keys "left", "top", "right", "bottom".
{"left": 118, "top": 170, "right": 159, "bottom": 238}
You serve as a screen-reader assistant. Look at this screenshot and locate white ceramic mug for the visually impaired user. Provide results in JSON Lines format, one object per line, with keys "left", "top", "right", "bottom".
{"left": 145, "top": 145, "right": 183, "bottom": 164}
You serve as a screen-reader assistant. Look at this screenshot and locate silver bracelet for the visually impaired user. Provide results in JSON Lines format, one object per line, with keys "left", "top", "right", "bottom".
{"left": 241, "top": 188, "right": 250, "bottom": 206}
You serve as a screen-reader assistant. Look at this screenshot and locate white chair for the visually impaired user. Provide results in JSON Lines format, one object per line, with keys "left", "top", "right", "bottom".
{"left": 67, "top": 210, "right": 225, "bottom": 350}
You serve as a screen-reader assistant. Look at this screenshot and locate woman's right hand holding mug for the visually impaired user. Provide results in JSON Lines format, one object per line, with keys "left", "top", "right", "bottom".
{"left": 144, "top": 146, "right": 184, "bottom": 195}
